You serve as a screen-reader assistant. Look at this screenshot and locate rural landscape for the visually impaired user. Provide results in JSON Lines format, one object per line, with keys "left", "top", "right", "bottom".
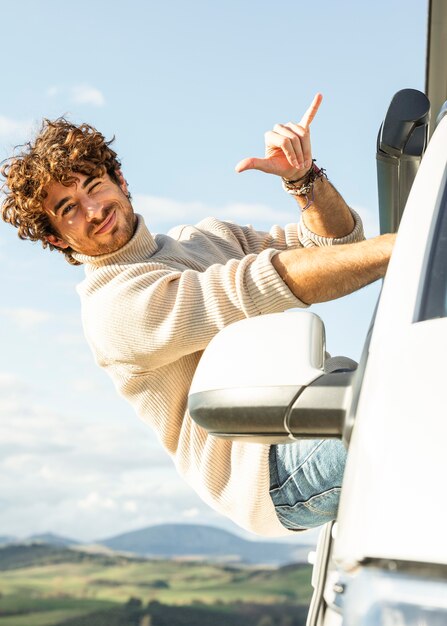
{"left": 0, "top": 524, "right": 314, "bottom": 626}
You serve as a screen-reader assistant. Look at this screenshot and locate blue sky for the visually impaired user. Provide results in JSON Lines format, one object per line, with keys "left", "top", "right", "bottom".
{"left": 0, "top": 0, "right": 427, "bottom": 542}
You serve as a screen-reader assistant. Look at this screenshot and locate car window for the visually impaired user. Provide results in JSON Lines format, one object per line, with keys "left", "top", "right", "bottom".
{"left": 418, "top": 171, "right": 447, "bottom": 320}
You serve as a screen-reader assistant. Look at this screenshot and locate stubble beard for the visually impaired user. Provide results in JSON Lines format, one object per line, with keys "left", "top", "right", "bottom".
{"left": 89, "top": 200, "right": 137, "bottom": 256}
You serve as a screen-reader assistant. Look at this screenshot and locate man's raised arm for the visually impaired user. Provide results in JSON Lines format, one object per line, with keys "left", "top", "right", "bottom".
{"left": 235, "top": 93, "right": 355, "bottom": 239}
{"left": 236, "top": 93, "right": 395, "bottom": 304}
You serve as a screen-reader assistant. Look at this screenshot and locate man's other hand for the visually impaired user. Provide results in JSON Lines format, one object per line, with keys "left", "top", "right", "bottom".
{"left": 235, "top": 93, "right": 322, "bottom": 180}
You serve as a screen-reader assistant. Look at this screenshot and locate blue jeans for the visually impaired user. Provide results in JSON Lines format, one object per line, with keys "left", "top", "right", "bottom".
{"left": 269, "top": 439, "right": 347, "bottom": 530}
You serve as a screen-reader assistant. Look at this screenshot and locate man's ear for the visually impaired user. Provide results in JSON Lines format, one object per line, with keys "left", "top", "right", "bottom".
{"left": 115, "top": 169, "right": 129, "bottom": 197}
{"left": 46, "top": 234, "right": 69, "bottom": 249}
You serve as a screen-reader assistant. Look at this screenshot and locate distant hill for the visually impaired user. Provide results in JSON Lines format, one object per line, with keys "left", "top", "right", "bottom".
{"left": 27, "top": 532, "right": 79, "bottom": 547}
{"left": 0, "top": 524, "right": 316, "bottom": 566}
{"left": 0, "top": 535, "right": 16, "bottom": 545}
{"left": 98, "top": 523, "right": 313, "bottom": 565}
{"left": 0, "top": 532, "right": 78, "bottom": 548}
{"left": 0, "top": 542, "right": 143, "bottom": 571}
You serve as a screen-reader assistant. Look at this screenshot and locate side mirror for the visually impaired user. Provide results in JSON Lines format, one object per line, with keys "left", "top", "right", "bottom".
{"left": 188, "top": 312, "right": 355, "bottom": 444}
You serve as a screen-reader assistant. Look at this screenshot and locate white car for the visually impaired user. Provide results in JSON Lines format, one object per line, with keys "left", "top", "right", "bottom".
{"left": 188, "top": 83, "right": 447, "bottom": 625}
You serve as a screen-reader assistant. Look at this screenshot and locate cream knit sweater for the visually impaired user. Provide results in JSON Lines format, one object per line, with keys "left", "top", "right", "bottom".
{"left": 74, "top": 211, "right": 364, "bottom": 536}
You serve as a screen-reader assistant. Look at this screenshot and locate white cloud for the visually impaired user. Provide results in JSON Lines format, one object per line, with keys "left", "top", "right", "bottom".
{"left": 0, "top": 372, "right": 24, "bottom": 389}
{"left": 123, "top": 500, "right": 138, "bottom": 513}
{"left": 133, "top": 194, "right": 377, "bottom": 240}
{"left": 0, "top": 375, "right": 202, "bottom": 541}
{"left": 182, "top": 507, "right": 200, "bottom": 519}
{"left": 72, "top": 377, "right": 102, "bottom": 394}
{"left": 46, "top": 86, "right": 60, "bottom": 97}
{"left": 55, "top": 331, "right": 86, "bottom": 346}
{"left": 0, "top": 307, "right": 52, "bottom": 330}
{"left": 78, "top": 491, "right": 117, "bottom": 511}
{"left": 0, "top": 115, "right": 34, "bottom": 141}
{"left": 133, "top": 194, "right": 297, "bottom": 231}
{"left": 46, "top": 83, "right": 105, "bottom": 107}
{"left": 71, "top": 84, "right": 105, "bottom": 107}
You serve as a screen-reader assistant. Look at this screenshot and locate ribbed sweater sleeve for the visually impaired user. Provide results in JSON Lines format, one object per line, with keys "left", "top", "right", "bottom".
{"left": 298, "top": 208, "right": 364, "bottom": 247}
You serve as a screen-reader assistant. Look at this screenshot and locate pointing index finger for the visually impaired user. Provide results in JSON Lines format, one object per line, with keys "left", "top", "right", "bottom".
{"left": 299, "top": 93, "right": 323, "bottom": 128}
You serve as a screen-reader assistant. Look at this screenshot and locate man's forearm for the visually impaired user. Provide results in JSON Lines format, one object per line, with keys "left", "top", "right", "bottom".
{"left": 295, "top": 174, "right": 355, "bottom": 239}
{"left": 272, "top": 233, "right": 396, "bottom": 304}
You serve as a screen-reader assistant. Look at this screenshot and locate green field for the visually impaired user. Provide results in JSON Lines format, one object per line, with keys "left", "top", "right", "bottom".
{"left": 0, "top": 545, "right": 312, "bottom": 625}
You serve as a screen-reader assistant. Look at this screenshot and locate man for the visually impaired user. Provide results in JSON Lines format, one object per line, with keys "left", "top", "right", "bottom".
{"left": 1, "top": 95, "right": 395, "bottom": 536}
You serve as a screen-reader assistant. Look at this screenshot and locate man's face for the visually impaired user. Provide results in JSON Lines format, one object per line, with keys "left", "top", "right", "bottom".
{"left": 43, "top": 171, "right": 137, "bottom": 257}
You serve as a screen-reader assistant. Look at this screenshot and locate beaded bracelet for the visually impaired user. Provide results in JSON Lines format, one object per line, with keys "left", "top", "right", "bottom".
{"left": 282, "top": 161, "right": 327, "bottom": 209}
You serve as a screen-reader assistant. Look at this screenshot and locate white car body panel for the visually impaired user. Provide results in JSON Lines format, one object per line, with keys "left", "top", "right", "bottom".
{"left": 334, "top": 114, "right": 447, "bottom": 568}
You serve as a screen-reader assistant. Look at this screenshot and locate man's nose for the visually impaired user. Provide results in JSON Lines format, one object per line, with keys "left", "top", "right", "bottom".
{"left": 83, "top": 199, "right": 103, "bottom": 221}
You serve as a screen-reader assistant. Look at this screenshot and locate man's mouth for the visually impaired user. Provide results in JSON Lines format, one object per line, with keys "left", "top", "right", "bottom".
{"left": 95, "top": 210, "right": 117, "bottom": 235}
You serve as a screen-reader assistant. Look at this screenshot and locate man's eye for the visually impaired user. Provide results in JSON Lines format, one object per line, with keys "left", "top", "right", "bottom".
{"left": 89, "top": 182, "right": 102, "bottom": 193}
{"left": 62, "top": 204, "right": 75, "bottom": 216}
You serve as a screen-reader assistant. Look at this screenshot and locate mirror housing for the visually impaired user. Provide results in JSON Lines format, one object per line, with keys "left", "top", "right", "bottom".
{"left": 188, "top": 312, "right": 355, "bottom": 444}
{"left": 376, "top": 88, "right": 430, "bottom": 234}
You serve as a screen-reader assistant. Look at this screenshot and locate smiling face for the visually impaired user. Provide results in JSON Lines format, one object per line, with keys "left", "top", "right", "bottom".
{"left": 43, "top": 171, "right": 137, "bottom": 257}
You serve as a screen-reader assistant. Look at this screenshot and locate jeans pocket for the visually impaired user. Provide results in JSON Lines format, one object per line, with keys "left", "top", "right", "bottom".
{"left": 273, "top": 487, "right": 342, "bottom": 530}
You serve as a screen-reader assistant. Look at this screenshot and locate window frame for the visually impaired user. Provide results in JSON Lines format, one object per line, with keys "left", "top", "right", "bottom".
{"left": 415, "top": 164, "right": 447, "bottom": 321}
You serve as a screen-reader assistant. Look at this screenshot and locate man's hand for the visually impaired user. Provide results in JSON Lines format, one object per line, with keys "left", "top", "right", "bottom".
{"left": 235, "top": 93, "right": 323, "bottom": 180}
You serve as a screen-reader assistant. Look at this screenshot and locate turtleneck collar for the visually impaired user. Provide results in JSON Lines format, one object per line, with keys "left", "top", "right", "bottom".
{"left": 72, "top": 215, "right": 158, "bottom": 269}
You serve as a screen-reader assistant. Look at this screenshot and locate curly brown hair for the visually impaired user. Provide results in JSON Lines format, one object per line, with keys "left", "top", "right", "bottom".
{"left": 1, "top": 118, "right": 122, "bottom": 265}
